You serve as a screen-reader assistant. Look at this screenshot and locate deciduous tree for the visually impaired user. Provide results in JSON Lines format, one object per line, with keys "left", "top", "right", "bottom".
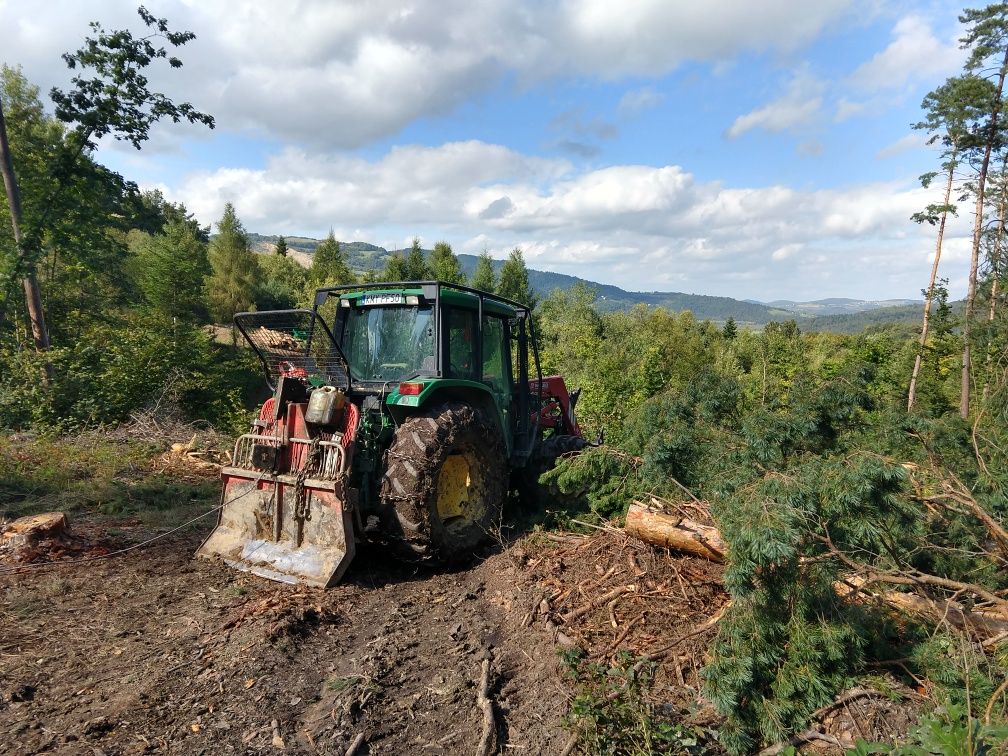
{"left": 1, "top": 5, "right": 214, "bottom": 351}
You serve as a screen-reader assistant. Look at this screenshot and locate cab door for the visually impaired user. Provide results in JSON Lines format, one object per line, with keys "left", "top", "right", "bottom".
{"left": 481, "top": 314, "right": 513, "bottom": 450}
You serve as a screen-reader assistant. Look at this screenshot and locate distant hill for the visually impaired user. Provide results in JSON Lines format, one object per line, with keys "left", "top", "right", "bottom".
{"left": 805, "top": 303, "right": 924, "bottom": 334}
{"left": 762, "top": 297, "right": 919, "bottom": 317}
{"left": 242, "top": 232, "right": 921, "bottom": 331}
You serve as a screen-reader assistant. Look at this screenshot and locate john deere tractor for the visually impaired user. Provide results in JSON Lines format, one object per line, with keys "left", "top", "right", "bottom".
{"left": 196, "top": 281, "right": 586, "bottom": 587}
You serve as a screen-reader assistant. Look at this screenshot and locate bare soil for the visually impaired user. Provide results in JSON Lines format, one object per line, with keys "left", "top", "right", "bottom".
{"left": 0, "top": 516, "right": 580, "bottom": 755}
{"left": 0, "top": 472, "right": 925, "bottom": 756}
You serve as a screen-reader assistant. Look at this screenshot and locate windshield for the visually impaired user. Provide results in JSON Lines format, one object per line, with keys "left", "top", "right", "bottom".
{"left": 340, "top": 305, "right": 435, "bottom": 382}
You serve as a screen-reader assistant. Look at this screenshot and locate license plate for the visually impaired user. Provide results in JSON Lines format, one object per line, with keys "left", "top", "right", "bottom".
{"left": 360, "top": 293, "right": 405, "bottom": 306}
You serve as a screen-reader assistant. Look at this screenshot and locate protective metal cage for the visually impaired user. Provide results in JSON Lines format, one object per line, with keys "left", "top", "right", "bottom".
{"left": 234, "top": 309, "right": 351, "bottom": 391}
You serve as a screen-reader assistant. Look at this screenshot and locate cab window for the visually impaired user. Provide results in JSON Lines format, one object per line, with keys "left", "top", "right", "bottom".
{"left": 481, "top": 316, "right": 510, "bottom": 393}
{"left": 447, "top": 308, "right": 477, "bottom": 380}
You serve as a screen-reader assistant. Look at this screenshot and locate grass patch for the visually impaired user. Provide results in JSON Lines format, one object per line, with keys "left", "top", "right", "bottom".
{"left": 0, "top": 433, "right": 217, "bottom": 526}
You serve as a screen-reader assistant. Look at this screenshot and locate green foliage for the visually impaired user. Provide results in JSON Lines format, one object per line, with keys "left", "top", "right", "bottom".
{"left": 428, "top": 240, "right": 465, "bottom": 284}
{"left": 561, "top": 649, "right": 714, "bottom": 755}
{"left": 49, "top": 5, "right": 214, "bottom": 150}
{"left": 404, "top": 237, "right": 431, "bottom": 280}
{"left": 206, "top": 203, "right": 260, "bottom": 323}
{"left": 309, "top": 231, "right": 355, "bottom": 287}
{"left": 0, "top": 311, "right": 260, "bottom": 432}
{"left": 131, "top": 189, "right": 208, "bottom": 241}
{"left": 1, "top": 65, "right": 139, "bottom": 338}
{"left": 853, "top": 701, "right": 1008, "bottom": 755}
{"left": 257, "top": 252, "right": 308, "bottom": 310}
{"left": 383, "top": 251, "right": 408, "bottom": 281}
{"left": 497, "top": 247, "right": 536, "bottom": 307}
{"left": 722, "top": 317, "right": 737, "bottom": 340}
{"left": 537, "top": 295, "right": 1008, "bottom": 752}
{"left": 470, "top": 249, "right": 496, "bottom": 291}
{"left": 133, "top": 220, "right": 209, "bottom": 320}
{"left": 274, "top": 235, "right": 288, "bottom": 256}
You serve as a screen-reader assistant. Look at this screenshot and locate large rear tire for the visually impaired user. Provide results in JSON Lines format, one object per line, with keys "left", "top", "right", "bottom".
{"left": 380, "top": 402, "right": 506, "bottom": 561}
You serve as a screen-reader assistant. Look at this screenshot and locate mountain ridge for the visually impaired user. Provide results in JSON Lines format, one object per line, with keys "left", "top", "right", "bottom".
{"left": 245, "top": 233, "right": 920, "bottom": 328}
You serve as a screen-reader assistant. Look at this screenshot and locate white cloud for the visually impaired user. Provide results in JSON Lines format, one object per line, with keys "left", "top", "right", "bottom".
{"left": 876, "top": 132, "right": 926, "bottom": 159}
{"left": 1, "top": 0, "right": 855, "bottom": 149}
{"left": 848, "top": 15, "right": 962, "bottom": 93}
{"left": 618, "top": 87, "right": 664, "bottom": 114}
{"left": 164, "top": 139, "right": 970, "bottom": 300}
{"left": 727, "top": 71, "right": 825, "bottom": 138}
{"left": 835, "top": 97, "right": 867, "bottom": 121}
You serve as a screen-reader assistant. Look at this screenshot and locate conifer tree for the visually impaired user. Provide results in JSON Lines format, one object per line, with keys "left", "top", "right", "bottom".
{"left": 274, "top": 235, "right": 288, "bottom": 257}
{"left": 383, "top": 251, "right": 408, "bottom": 281}
{"left": 908, "top": 75, "right": 993, "bottom": 411}
{"left": 310, "top": 231, "right": 354, "bottom": 286}
{"left": 957, "top": 3, "right": 1008, "bottom": 418}
{"left": 135, "top": 220, "right": 209, "bottom": 321}
{"left": 404, "top": 237, "right": 431, "bottom": 280}
{"left": 722, "top": 317, "right": 737, "bottom": 340}
{"left": 497, "top": 246, "right": 536, "bottom": 308}
{"left": 206, "top": 202, "right": 260, "bottom": 324}
{"left": 470, "top": 249, "right": 496, "bottom": 292}
{"left": 428, "top": 240, "right": 465, "bottom": 284}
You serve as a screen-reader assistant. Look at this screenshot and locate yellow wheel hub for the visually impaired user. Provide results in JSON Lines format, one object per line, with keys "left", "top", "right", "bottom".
{"left": 436, "top": 453, "right": 483, "bottom": 525}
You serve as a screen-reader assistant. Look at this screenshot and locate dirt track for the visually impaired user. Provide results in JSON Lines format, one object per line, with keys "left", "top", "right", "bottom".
{"left": 0, "top": 521, "right": 573, "bottom": 755}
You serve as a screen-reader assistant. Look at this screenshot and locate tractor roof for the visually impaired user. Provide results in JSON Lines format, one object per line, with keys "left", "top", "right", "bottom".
{"left": 314, "top": 281, "right": 525, "bottom": 318}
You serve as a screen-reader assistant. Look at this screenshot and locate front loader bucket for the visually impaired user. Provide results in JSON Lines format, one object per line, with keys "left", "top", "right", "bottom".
{"left": 197, "top": 468, "right": 356, "bottom": 589}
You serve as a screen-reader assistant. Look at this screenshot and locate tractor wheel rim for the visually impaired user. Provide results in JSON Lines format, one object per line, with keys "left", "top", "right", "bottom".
{"left": 436, "top": 453, "right": 484, "bottom": 530}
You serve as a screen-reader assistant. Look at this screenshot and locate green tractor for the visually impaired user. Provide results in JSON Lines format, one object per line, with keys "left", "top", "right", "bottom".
{"left": 196, "top": 281, "right": 587, "bottom": 587}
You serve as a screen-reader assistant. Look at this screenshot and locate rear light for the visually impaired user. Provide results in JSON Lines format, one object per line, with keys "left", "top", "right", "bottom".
{"left": 398, "top": 382, "right": 424, "bottom": 395}
{"left": 405, "top": 295, "right": 420, "bottom": 305}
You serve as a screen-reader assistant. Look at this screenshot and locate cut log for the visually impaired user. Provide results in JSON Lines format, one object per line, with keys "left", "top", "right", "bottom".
{"left": 624, "top": 503, "right": 1008, "bottom": 644}
{"left": 838, "top": 576, "right": 1008, "bottom": 645}
{"left": 625, "top": 501, "right": 726, "bottom": 562}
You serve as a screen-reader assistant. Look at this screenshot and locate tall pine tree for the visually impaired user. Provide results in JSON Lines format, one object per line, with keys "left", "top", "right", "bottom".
{"left": 908, "top": 75, "right": 993, "bottom": 411}
{"left": 470, "top": 249, "right": 496, "bottom": 292}
{"left": 206, "top": 202, "right": 260, "bottom": 324}
{"left": 135, "top": 220, "right": 209, "bottom": 321}
{"left": 310, "top": 231, "right": 354, "bottom": 286}
{"left": 497, "top": 247, "right": 536, "bottom": 307}
{"left": 274, "top": 235, "right": 288, "bottom": 256}
{"left": 957, "top": 4, "right": 1008, "bottom": 418}
{"left": 428, "top": 241, "right": 465, "bottom": 284}
{"left": 404, "top": 237, "right": 431, "bottom": 280}
{"left": 383, "top": 251, "right": 408, "bottom": 281}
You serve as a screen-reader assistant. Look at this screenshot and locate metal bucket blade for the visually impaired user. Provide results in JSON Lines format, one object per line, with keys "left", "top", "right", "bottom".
{"left": 196, "top": 475, "right": 355, "bottom": 588}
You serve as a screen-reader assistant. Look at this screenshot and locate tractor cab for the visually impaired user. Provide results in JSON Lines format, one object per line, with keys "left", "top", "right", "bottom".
{"left": 314, "top": 282, "right": 542, "bottom": 458}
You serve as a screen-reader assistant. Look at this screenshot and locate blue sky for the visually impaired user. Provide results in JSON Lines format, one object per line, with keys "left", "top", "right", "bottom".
{"left": 0, "top": 0, "right": 981, "bottom": 300}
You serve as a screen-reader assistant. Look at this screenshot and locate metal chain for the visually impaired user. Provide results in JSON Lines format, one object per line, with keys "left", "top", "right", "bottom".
{"left": 294, "top": 435, "right": 321, "bottom": 522}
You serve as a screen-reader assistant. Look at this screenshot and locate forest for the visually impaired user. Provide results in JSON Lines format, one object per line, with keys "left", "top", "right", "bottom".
{"left": 1, "top": 4, "right": 1007, "bottom": 756}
